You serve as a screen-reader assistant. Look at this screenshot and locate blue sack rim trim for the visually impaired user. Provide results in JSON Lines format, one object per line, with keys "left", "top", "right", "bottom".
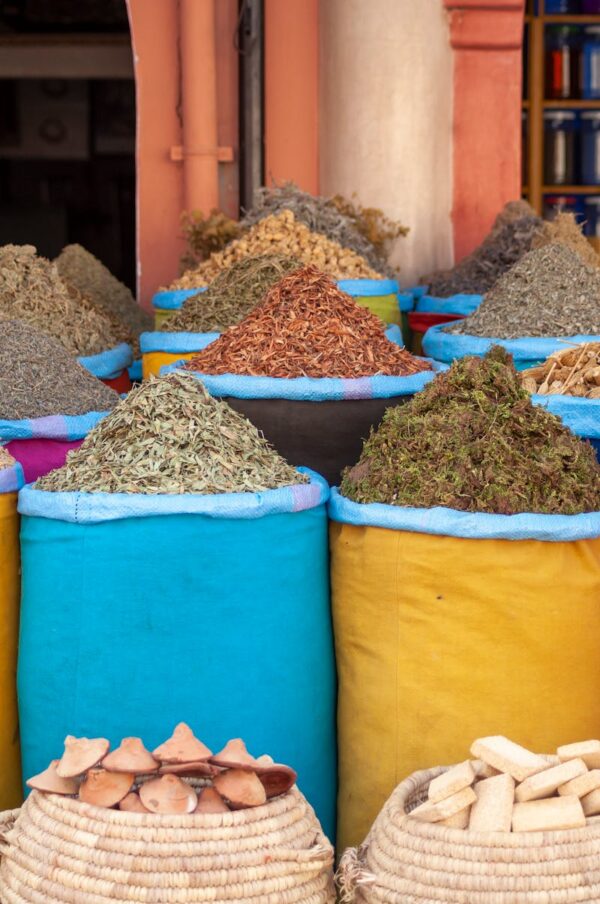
{"left": 416, "top": 293, "right": 483, "bottom": 316}
{"left": 384, "top": 324, "right": 403, "bottom": 346}
{"left": 19, "top": 468, "right": 329, "bottom": 524}
{"left": 328, "top": 487, "right": 600, "bottom": 542}
{"left": 337, "top": 278, "right": 399, "bottom": 297}
{"left": 128, "top": 359, "right": 143, "bottom": 381}
{"left": 164, "top": 360, "right": 446, "bottom": 401}
{"left": 0, "top": 463, "right": 25, "bottom": 494}
{"left": 0, "top": 410, "right": 112, "bottom": 442}
{"left": 78, "top": 343, "right": 134, "bottom": 380}
{"left": 396, "top": 293, "right": 415, "bottom": 312}
{"left": 531, "top": 393, "right": 600, "bottom": 439}
{"left": 422, "top": 324, "right": 600, "bottom": 364}
{"left": 140, "top": 331, "right": 220, "bottom": 354}
{"left": 151, "top": 287, "right": 206, "bottom": 311}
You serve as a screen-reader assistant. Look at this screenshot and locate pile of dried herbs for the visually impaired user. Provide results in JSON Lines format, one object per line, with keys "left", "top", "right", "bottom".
{"left": 241, "top": 182, "right": 405, "bottom": 276}
{"left": 186, "top": 266, "right": 430, "bottom": 379}
{"left": 167, "top": 211, "right": 381, "bottom": 290}
{"left": 531, "top": 212, "right": 600, "bottom": 269}
{"left": 340, "top": 347, "right": 600, "bottom": 515}
{"left": 421, "top": 201, "right": 542, "bottom": 297}
{"left": 163, "top": 255, "right": 301, "bottom": 333}
{"left": 0, "top": 447, "right": 16, "bottom": 470}
{"left": 55, "top": 244, "right": 152, "bottom": 337}
{"left": 450, "top": 243, "right": 600, "bottom": 338}
{"left": 36, "top": 372, "right": 307, "bottom": 495}
{"left": 179, "top": 209, "right": 242, "bottom": 273}
{"left": 0, "top": 245, "right": 130, "bottom": 356}
{"left": 0, "top": 320, "right": 119, "bottom": 419}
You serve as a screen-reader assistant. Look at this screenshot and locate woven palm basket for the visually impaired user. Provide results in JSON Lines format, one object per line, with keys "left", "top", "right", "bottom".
{"left": 0, "top": 786, "right": 334, "bottom": 903}
{"left": 336, "top": 765, "right": 600, "bottom": 904}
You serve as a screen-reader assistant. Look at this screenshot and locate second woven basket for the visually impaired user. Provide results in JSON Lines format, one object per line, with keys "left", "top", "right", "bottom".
{"left": 337, "top": 765, "right": 600, "bottom": 903}
{"left": 0, "top": 786, "right": 335, "bottom": 903}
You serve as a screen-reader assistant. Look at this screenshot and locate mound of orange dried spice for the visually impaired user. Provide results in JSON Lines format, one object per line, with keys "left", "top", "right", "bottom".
{"left": 186, "top": 266, "right": 430, "bottom": 379}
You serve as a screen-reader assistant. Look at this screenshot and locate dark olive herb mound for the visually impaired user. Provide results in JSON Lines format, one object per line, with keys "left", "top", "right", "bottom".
{"left": 341, "top": 347, "right": 600, "bottom": 515}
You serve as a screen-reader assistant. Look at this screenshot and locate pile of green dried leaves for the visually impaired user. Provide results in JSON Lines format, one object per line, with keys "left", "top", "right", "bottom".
{"left": 422, "top": 201, "right": 542, "bottom": 297}
{"left": 55, "top": 244, "right": 152, "bottom": 337}
{"left": 0, "top": 245, "right": 131, "bottom": 356}
{"left": 341, "top": 347, "right": 600, "bottom": 515}
{"left": 241, "top": 182, "right": 404, "bottom": 276}
{"left": 450, "top": 243, "right": 600, "bottom": 338}
{"left": 37, "top": 372, "right": 307, "bottom": 495}
{"left": 164, "top": 255, "right": 301, "bottom": 333}
{"left": 0, "top": 320, "right": 119, "bottom": 419}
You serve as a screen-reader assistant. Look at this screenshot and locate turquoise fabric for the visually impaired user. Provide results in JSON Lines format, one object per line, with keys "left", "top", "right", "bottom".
{"left": 18, "top": 500, "right": 336, "bottom": 837}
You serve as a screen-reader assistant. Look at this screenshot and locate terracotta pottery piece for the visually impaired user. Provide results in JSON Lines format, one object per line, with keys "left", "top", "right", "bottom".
{"left": 119, "top": 792, "right": 151, "bottom": 813}
{"left": 102, "top": 737, "right": 159, "bottom": 774}
{"left": 153, "top": 723, "right": 212, "bottom": 764}
{"left": 214, "top": 769, "right": 267, "bottom": 810}
{"left": 194, "top": 787, "right": 230, "bottom": 814}
{"left": 139, "top": 774, "right": 198, "bottom": 814}
{"left": 56, "top": 736, "right": 110, "bottom": 778}
{"left": 210, "top": 738, "right": 259, "bottom": 770}
{"left": 79, "top": 769, "right": 134, "bottom": 808}
{"left": 26, "top": 760, "right": 79, "bottom": 795}
{"left": 159, "top": 760, "right": 218, "bottom": 777}
{"left": 257, "top": 766, "right": 297, "bottom": 799}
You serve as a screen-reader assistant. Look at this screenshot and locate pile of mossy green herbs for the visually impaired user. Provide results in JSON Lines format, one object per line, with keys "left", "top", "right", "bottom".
{"left": 341, "top": 348, "right": 600, "bottom": 516}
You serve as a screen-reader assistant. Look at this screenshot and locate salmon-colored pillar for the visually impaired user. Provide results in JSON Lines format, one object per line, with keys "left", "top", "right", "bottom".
{"left": 444, "top": 0, "right": 525, "bottom": 261}
{"left": 127, "top": 0, "right": 184, "bottom": 307}
{"left": 264, "top": 0, "right": 319, "bottom": 194}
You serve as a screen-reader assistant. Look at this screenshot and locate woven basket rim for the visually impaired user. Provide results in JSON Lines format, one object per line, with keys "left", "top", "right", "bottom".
{"left": 392, "top": 763, "right": 600, "bottom": 847}
{"left": 13, "top": 786, "right": 306, "bottom": 830}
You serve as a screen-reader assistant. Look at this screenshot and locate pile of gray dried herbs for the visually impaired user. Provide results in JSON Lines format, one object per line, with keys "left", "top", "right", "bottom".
{"left": 0, "top": 320, "right": 119, "bottom": 419}
{"left": 36, "top": 372, "right": 308, "bottom": 495}
{"left": 241, "top": 182, "right": 400, "bottom": 276}
{"left": 422, "top": 200, "right": 542, "bottom": 297}
{"left": 340, "top": 347, "right": 600, "bottom": 515}
{"left": 55, "top": 244, "right": 152, "bottom": 337}
{"left": 163, "top": 254, "right": 301, "bottom": 333}
{"left": 450, "top": 243, "right": 600, "bottom": 338}
{"left": 0, "top": 245, "right": 130, "bottom": 356}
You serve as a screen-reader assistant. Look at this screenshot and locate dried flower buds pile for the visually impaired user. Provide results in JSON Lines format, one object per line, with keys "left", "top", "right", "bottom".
{"left": 167, "top": 211, "right": 381, "bottom": 290}
{"left": 27, "top": 723, "right": 297, "bottom": 816}
{"left": 0, "top": 244, "right": 131, "bottom": 356}
{"left": 521, "top": 343, "right": 600, "bottom": 399}
{"left": 55, "top": 244, "right": 152, "bottom": 337}
{"left": 341, "top": 347, "right": 600, "bottom": 514}
{"left": 409, "top": 734, "right": 600, "bottom": 833}
{"left": 186, "top": 266, "right": 429, "bottom": 379}
{"left": 0, "top": 447, "right": 16, "bottom": 470}
{"left": 0, "top": 320, "right": 119, "bottom": 419}
{"left": 35, "top": 372, "right": 307, "bottom": 494}
{"left": 164, "top": 254, "right": 302, "bottom": 333}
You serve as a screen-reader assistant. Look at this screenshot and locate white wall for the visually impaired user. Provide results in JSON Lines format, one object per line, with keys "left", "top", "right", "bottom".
{"left": 319, "top": 0, "right": 453, "bottom": 285}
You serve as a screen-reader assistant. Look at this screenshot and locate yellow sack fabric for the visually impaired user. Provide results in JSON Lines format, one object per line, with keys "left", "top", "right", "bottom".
{"left": 353, "top": 293, "right": 400, "bottom": 326}
{"left": 331, "top": 520, "right": 600, "bottom": 852}
{"left": 142, "top": 350, "right": 196, "bottom": 380}
{"left": 0, "top": 491, "right": 21, "bottom": 809}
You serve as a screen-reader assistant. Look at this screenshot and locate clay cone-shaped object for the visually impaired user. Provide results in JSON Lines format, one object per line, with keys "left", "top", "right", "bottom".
{"left": 79, "top": 768, "right": 133, "bottom": 808}
{"left": 139, "top": 774, "right": 198, "bottom": 814}
{"left": 214, "top": 769, "right": 267, "bottom": 810}
{"left": 153, "top": 723, "right": 212, "bottom": 763}
{"left": 257, "top": 765, "right": 297, "bottom": 799}
{"left": 102, "top": 737, "right": 158, "bottom": 774}
{"left": 119, "top": 792, "right": 151, "bottom": 813}
{"left": 56, "top": 736, "right": 110, "bottom": 778}
{"left": 194, "top": 787, "right": 230, "bottom": 814}
{"left": 26, "top": 760, "right": 79, "bottom": 795}
{"left": 210, "top": 738, "right": 259, "bottom": 770}
{"left": 159, "top": 760, "right": 218, "bottom": 777}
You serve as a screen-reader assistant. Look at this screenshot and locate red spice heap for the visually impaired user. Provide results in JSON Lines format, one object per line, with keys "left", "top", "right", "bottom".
{"left": 186, "top": 266, "right": 430, "bottom": 378}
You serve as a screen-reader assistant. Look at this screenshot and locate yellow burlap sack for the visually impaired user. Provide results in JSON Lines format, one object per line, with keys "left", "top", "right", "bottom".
{"left": 331, "top": 519, "right": 600, "bottom": 852}
{"left": 0, "top": 491, "right": 21, "bottom": 809}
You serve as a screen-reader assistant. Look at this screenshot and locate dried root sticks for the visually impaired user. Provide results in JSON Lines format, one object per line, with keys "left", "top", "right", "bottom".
{"left": 409, "top": 734, "right": 600, "bottom": 833}
{"left": 521, "top": 342, "right": 600, "bottom": 399}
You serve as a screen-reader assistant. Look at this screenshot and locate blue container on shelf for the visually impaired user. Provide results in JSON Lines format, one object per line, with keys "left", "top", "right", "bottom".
{"left": 583, "top": 27, "right": 600, "bottom": 99}
{"left": 581, "top": 111, "right": 600, "bottom": 184}
{"left": 544, "top": 0, "right": 580, "bottom": 10}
